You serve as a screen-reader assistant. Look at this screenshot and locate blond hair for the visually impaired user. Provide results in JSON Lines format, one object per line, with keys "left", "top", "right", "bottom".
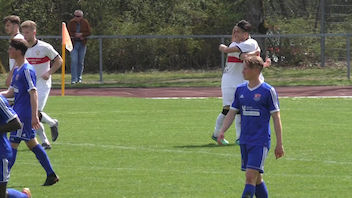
{"left": 244, "top": 56, "right": 264, "bottom": 71}
{"left": 20, "top": 20, "right": 37, "bottom": 31}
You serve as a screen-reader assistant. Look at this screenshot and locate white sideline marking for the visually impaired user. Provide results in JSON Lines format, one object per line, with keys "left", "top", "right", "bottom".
{"left": 149, "top": 96, "right": 352, "bottom": 99}
{"left": 56, "top": 142, "right": 352, "bottom": 166}
{"left": 16, "top": 160, "right": 352, "bottom": 179}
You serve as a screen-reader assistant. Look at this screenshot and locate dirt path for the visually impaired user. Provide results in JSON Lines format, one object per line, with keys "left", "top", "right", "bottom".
{"left": 50, "top": 86, "right": 352, "bottom": 97}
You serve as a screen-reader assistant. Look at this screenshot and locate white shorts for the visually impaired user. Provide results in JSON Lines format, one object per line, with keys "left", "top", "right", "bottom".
{"left": 221, "top": 73, "right": 246, "bottom": 106}
{"left": 37, "top": 78, "right": 51, "bottom": 111}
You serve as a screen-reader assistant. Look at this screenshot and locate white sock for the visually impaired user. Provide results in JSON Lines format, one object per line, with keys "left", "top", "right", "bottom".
{"left": 40, "top": 111, "right": 56, "bottom": 126}
{"left": 213, "top": 113, "right": 225, "bottom": 137}
{"left": 235, "top": 115, "right": 241, "bottom": 140}
{"left": 36, "top": 123, "right": 50, "bottom": 144}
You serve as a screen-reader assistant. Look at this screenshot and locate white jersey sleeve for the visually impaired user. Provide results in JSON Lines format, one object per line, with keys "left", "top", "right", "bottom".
{"left": 236, "top": 38, "right": 259, "bottom": 53}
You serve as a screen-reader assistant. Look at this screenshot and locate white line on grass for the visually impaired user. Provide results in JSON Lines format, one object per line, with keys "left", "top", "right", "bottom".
{"left": 149, "top": 96, "right": 352, "bottom": 99}
{"left": 56, "top": 142, "right": 352, "bottom": 166}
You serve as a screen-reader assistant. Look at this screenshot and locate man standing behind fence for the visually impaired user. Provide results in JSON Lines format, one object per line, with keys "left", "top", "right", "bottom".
{"left": 68, "top": 10, "right": 91, "bottom": 84}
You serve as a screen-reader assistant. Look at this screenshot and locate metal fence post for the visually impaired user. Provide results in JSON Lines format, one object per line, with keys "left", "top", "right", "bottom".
{"left": 320, "top": 0, "right": 326, "bottom": 67}
{"left": 99, "top": 38, "right": 103, "bottom": 83}
{"left": 347, "top": 35, "right": 351, "bottom": 80}
{"left": 221, "top": 37, "right": 224, "bottom": 70}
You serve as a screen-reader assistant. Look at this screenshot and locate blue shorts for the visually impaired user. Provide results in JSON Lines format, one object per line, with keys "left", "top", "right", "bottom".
{"left": 240, "top": 144, "right": 269, "bottom": 174}
{"left": 0, "top": 158, "right": 10, "bottom": 183}
{"left": 9, "top": 118, "right": 35, "bottom": 143}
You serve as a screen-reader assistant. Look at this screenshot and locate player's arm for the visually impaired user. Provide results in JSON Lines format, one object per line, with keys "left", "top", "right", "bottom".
{"left": 5, "top": 67, "right": 15, "bottom": 87}
{"left": 0, "top": 117, "right": 22, "bottom": 133}
{"left": 42, "top": 55, "right": 63, "bottom": 80}
{"left": 219, "top": 44, "right": 241, "bottom": 53}
{"left": 217, "top": 109, "right": 238, "bottom": 144}
{"left": 0, "top": 88, "right": 15, "bottom": 98}
{"left": 29, "top": 89, "right": 40, "bottom": 130}
{"left": 272, "top": 111, "right": 284, "bottom": 159}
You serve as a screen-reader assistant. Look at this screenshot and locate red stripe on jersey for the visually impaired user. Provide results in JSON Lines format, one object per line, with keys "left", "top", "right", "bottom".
{"left": 227, "top": 56, "right": 243, "bottom": 63}
{"left": 26, "top": 56, "right": 50, "bottom": 65}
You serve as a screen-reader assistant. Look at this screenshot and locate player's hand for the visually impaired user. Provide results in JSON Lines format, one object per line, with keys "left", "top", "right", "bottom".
{"left": 219, "top": 44, "right": 227, "bottom": 52}
{"left": 275, "top": 144, "right": 284, "bottom": 159}
{"left": 41, "top": 72, "right": 50, "bottom": 80}
{"left": 32, "top": 116, "right": 40, "bottom": 130}
{"left": 217, "top": 132, "right": 225, "bottom": 145}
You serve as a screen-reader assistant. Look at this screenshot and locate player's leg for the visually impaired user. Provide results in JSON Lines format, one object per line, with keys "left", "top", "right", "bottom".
{"left": 242, "top": 145, "right": 269, "bottom": 198}
{"left": 8, "top": 137, "right": 20, "bottom": 170}
{"left": 39, "top": 111, "right": 59, "bottom": 142}
{"left": 36, "top": 123, "right": 51, "bottom": 149}
{"left": 7, "top": 188, "right": 31, "bottom": 198}
{"left": 70, "top": 45, "right": 79, "bottom": 84}
{"left": 255, "top": 174, "right": 268, "bottom": 198}
{"left": 77, "top": 42, "right": 87, "bottom": 83}
{"left": 0, "top": 183, "right": 6, "bottom": 198}
{"left": 26, "top": 138, "right": 59, "bottom": 186}
{"left": 212, "top": 106, "right": 229, "bottom": 145}
{"left": 37, "top": 86, "right": 55, "bottom": 146}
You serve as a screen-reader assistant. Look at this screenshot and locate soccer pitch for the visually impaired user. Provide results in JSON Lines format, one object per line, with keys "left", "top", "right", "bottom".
{"left": 7, "top": 96, "right": 352, "bottom": 198}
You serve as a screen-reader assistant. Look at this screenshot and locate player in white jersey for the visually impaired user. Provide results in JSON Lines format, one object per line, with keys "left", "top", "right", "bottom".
{"left": 3, "top": 15, "right": 24, "bottom": 88}
{"left": 212, "top": 20, "right": 269, "bottom": 145}
{"left": 21, "top": 20, "right": 62, "bottom": 149}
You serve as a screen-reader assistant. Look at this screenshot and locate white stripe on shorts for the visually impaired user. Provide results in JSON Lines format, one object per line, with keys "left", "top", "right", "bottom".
{"left": 260, "top": 147, "right": 269, "bottom": 171}
{"left": 1, "top": 158, "right": 9, "bottom": 182}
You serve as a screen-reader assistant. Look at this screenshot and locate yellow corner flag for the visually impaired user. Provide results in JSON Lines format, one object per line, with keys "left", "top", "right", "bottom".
{"left": 61, "top": 22, "right": 73, "bottom": 96}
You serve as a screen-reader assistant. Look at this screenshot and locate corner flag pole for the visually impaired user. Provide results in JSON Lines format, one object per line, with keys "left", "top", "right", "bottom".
{"left": 61, "top": 22, "right": 73, "bottom": 96}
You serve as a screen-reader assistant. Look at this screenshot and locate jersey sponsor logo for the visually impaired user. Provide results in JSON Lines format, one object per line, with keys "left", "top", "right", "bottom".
{"left": 253, "top": 93, "right": 261, "bottom": 101}
{"left": 242, "top": 105, "right": 260, "bottom": 116}
{"left": 26, "top": 56, "right": 50, "bottom": 65}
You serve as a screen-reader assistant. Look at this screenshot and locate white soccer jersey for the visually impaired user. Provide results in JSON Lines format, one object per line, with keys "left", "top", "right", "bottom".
{"left": 221, "top": 38, "right": 264, "bottom": 106}
{"left": 25, "top": 40, "right": 59, "bottom": 110}
{"left": 25, "top": 40, "right": 59, "bottom": 86}
{"left": 9, "top": 33, "right": 24, "bottom": 70}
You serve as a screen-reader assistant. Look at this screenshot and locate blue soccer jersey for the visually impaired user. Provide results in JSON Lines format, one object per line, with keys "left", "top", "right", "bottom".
{"left": 0, "top": 95, "right": 18, "bottom": 159}
{"left": 9, "top": 63, "right": 37, "bottom": 142}
{"left": 231, "top": 82, "right": 280, "bottom": 147}
{"left": 10, "top": 62, "right": 37, "bottom": 120}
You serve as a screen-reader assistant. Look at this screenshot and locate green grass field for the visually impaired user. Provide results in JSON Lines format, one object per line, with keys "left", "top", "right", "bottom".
{"left": 7, "top": 96, "right": 352, "bottom": 198}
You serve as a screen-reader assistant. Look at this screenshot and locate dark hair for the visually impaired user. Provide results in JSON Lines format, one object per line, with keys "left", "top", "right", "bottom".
{"left": 9, "top": 39, "right": 28, "bottom": 56}
{"left": 244, "top": 56, "right": 264, "bottom": 71}
{"left": 236, "top": 20, "right": 252, "bottom": 32}
{"left": 3, "top": 15, "right": 20, "bottom": 25}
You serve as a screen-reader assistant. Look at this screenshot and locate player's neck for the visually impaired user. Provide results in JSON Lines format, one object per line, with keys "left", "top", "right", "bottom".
{"left": 15, "top": 57, "right": 25, "bottom": 68}
{"left": 10, "top": 30, "right": 20, "bottom": 38}
{"left": 248, "top": 78, "right": 261, "bottom": 89}
{"left": 28, "top": 38, "right": 38, "bottom": 47}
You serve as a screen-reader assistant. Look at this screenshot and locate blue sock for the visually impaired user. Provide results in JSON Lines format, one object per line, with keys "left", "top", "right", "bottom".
{"left": 242, "top": 184, "right": 255, "bottom": 198}
{"left": 32, "top": 144, "right": 54, "bottom": 176}
{"left": 255, "top": 182, "right": 268, "bottom": 198}
{"left": 8, "top": 148, "right": 17, "bottom": 170}
{"left": 7, "top": 189, "right": 28, "bottom": 198}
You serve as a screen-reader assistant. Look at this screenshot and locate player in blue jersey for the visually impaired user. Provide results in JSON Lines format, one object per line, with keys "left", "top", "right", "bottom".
{"left": 1, "top": 38, "right": 59, "bottom": 186}
{"left": 0, "top": 95, "right": 32, "bottom": 198}
{"left": 218, "top": 56, "right": 284, "bottom": 198}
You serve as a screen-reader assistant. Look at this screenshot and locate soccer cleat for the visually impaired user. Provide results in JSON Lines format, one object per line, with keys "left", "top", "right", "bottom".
{"left": 211, "top": 135, "right": 229, "bottom": 145}
{"left": 21, "top": 188, "right": 31, "bottom": 198}
{"left": 43, "top": 173, "right": 59, "bottom": 186}
{"left": 50, "top": 119, "right": 59, "bottom": 142}
{"left": 235, "top": 139, "right": 240, "bottom": 145}
{"left": 42, "top": 143, "right": 52, "bottom": 150}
